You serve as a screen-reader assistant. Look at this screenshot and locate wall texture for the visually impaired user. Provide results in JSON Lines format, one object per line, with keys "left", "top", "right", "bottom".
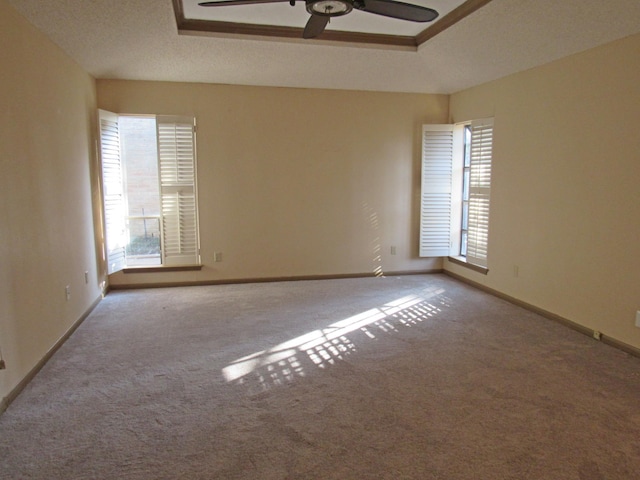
{"left": 97, "top": 81, "right": 449, "bottom": 287}
{"left": 446, "top": 33, "right": 640, "bottom": 349}
{"left": 0, "top": 0, "right": 102, "bottom": 403}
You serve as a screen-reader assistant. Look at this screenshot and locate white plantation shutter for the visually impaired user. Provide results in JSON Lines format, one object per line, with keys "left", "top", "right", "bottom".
{"left": 420, "top": 125, "right": 455, "bottom": 257}
{"left": 99, "top": 110, "right": 126, "bottom": 274}
{"left": 156, "top": 116, "right": 200, "bottom": 266}
{"left": 466, "top": 118, "right": 494, "bottom": 268}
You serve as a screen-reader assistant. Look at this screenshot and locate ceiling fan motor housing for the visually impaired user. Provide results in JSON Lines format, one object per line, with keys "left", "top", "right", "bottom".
{"left": 306, "top": 0, "right": 353, "bottom": 17}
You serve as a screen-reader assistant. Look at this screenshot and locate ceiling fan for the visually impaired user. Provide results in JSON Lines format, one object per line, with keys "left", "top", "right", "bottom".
{"left": 198, "top": 0, "right": 439, "bottom": 39}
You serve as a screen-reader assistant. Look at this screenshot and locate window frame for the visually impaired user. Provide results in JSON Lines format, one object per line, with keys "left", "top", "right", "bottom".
{"left": 98, "top": 110, "right": 201, "bottom": 274}
{"left": 419, "top": 118, "right": 494, "bottom": 273}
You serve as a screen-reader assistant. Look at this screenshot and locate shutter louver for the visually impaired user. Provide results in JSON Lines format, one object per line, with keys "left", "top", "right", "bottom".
{"left": 466, "top": 119, "right": 493, "bottom": 268}
{"left": 420, "top": 125, "right": 454, "bottom": 257}
{"left": 99, "top": 110, "right": 126, "bottom": 274}
{"left": 157, "top": 116, "right": 199, "bottom": 266}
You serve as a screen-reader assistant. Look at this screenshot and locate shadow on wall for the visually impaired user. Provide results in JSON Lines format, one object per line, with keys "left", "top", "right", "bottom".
{"left": 222, "top": 287, "right": 450, "bottom": 395}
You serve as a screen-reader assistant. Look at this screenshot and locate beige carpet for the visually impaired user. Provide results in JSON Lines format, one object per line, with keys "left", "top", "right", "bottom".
{"left": 1, "top": 274, "right": 639, "bottom": 479}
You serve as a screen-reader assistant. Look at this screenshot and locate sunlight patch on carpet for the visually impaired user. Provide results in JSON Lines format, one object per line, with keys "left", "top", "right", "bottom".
{"left": 222, "top": 288, "right": 448, "bottom": 390}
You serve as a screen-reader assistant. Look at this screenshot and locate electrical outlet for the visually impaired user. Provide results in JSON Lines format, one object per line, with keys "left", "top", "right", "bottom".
{"left": 593, "top": 330, "right": 601, "bottom": 341}
{"left": 390, "top": 246, "right": 397, "bottom": 255}
{"left": 635, "top": 310, "right": 640, "bottom": 328}
{"left": 513, "top": 265, "right": 519, "bottom": 277}
{"left": 65, "top": 285, "right": 71, "bottom": 301}
{"left": 214, "top": 252, "right": 222, "bottom": 263}
{"left": 85, "top": 271, "right": 89, "bottom": 284}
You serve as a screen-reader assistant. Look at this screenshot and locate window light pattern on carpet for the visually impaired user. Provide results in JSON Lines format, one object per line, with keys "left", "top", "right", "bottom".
{"left": 223, "top": 289, "right": 449, "bottom": 393}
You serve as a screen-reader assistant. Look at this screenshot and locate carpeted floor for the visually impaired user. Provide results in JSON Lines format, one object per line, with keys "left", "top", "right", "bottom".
{"left": 1, "top": 274, "right": 639, "bottom": 479}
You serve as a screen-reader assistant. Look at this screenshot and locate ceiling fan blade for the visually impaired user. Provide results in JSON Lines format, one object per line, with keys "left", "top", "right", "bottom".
{"left": 355, "top": 0, "right": 438, "bottom": 22}
{"left": 303, "top": 14, "right": 330, "bottom": 38}
{"left": 199, "top": 0, "right": 291, "bottom": 7}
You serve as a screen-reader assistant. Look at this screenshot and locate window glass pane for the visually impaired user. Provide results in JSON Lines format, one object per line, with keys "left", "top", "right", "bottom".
{"left": 125, "top": 217, "right": 161, "bottom": 266}
{"left": 120, "top": 116, "right": 162, "bottom": 266}
{"left": 463, "top": 170, "right": 470, "bottom": 201}
{"left": 462, "top": 202, "right": 469, "bottom": 230}
{"left": 463, "top": 126, "right": 472, "bottom": 168}
{"left": 120, "top": 117, "right": 161, "bottom": 217}
{"left": 461, "top": 125, "right": 472, "bottom": 258}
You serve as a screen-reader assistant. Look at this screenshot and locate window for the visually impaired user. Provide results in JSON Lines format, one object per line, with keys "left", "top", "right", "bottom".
{"left": 99, "top": 110, "right": 200, "bottom": 274}
{"left": 419, "top": 118, "right": 494, "bottom": 270}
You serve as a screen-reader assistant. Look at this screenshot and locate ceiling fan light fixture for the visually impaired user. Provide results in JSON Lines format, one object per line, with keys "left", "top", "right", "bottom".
{"left": 199, "top": 0, "right": 440, "bottom": 39}
{"left": 306, "top": 0, "right": 353, "bottom": 17}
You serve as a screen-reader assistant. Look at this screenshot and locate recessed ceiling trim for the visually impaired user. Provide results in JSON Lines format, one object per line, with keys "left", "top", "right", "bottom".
{"left": 178, "top": 17, "right": 418, "bottom": 48}
{"left": 173, "top": 0, "right": 493, "bottom": 48}
{"left": 416, "top": 0, "right": 493, "bottom": 45}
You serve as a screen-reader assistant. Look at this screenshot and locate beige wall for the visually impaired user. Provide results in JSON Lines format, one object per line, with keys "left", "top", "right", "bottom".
{"left": 0, "top": 0, "right": 101, "bottom": 402}
{"left": 97, "top": 81, "right": 448, "bottom": 286}
{"left": 446, "top": 33, "right": 640, "bottom": 349}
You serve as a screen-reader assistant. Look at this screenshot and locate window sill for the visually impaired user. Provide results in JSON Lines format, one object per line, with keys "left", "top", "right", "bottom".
{"left": 122, "top": 265, "right": 203, "bottom": 274}
{"left": 447, "top": 256, "right": 489, "bottom": 275}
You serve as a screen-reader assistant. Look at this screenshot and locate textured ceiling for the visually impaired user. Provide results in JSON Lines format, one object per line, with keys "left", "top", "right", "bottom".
{"left": 7, "top": 0, "right": 640, "bottom": 94}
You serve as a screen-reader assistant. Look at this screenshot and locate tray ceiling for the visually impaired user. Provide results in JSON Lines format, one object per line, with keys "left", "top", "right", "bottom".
{"left": 6, "top": 0, "right": 640, "bottom": 94}
{"left": 176, "top": 0, "right": 475, "bottom": 47}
